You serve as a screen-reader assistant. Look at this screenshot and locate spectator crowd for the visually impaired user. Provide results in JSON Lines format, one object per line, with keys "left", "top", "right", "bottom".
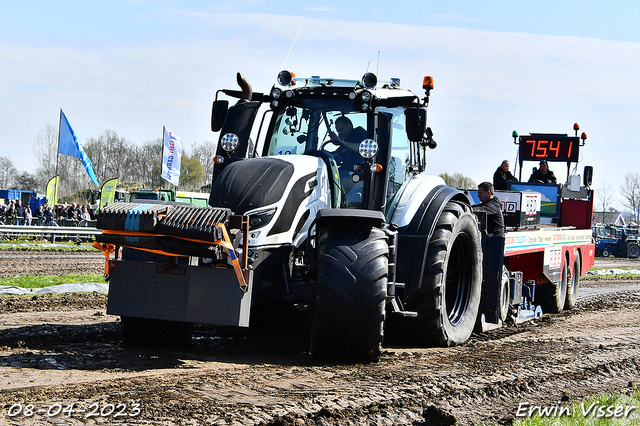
{"left": 0, "top": 199, "right": 96, "bottom": 227}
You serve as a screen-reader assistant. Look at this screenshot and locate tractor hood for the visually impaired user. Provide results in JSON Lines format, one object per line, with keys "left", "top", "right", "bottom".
{"left": 209, "top": 157, "right": 295, "bottom": 214}
{"left": 209, "top": 155, "right": 330, "bottom": 246}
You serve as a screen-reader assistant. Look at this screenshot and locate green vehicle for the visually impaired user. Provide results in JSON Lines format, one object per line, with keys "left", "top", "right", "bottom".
{"left": 128, "top": 188, "right": 176, "bottom": 202}
{"left": 128, "top": 188, "right": 209, "bottom": 207}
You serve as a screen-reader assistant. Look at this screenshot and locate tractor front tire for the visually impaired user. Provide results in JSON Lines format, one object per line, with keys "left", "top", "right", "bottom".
{"left": 405, "top": 201, "right": 483, "bottom": 347}
{"left": 311, "top": 227, "right": 388, "bottom": 362}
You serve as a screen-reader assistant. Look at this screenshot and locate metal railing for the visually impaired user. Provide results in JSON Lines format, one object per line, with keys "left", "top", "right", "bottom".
{"left": 0, "top": 223, "right": 102, "bottom": 243}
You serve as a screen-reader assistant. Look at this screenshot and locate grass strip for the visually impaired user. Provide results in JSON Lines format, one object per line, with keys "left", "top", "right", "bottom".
{"left": 0, "top": 274, "right": 106, "bottom": 289}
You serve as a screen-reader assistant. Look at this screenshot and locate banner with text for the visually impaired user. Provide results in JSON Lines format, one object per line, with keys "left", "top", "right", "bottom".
{"left": 161, "top": 127, "right": 182, "bottom": 186}
{"left": 45, "top": 176, "right": 59, "bottom": 206}
{"left": 99, "top": 177, "right": 119, "bottom": 210}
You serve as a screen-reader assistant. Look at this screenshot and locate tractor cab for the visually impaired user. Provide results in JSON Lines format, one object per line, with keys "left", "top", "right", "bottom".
{"left": 209, "top": 71, "right": 436, "bottom": 215}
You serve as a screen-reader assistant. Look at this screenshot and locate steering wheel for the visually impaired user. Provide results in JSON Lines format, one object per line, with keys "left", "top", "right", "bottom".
{"left": 321, "top": 139, "right": 351, "bottom": 167}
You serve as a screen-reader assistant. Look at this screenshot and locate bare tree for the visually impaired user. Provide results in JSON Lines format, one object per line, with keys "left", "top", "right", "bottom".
{"left": 33, "top": 124, "right": 59, "bottom": 191}
{"left": 191, "top": 140, "right": 217, "bottom": 188}
{"left": 0, "top": 156, "right": 18, "bottom": 188}
{"left": 439, "top": 172, "right": 476, "bottom": 190}
{"left": 31, "top": 122, "right": 219, "bottom": 196}
{"left": 620, "top": 173, "right": 640, "bottom": 224}
{"left": 132, "top": 138, "right": 164, "bottom": 188}
{"left": 595, "top": 182, "right": 617, "bottom": 223}
{"left": 84, "top": 130, "right": 135, "bottom": 185}
{"left": 15, "top": 171, "right": 39, "bottom": 191}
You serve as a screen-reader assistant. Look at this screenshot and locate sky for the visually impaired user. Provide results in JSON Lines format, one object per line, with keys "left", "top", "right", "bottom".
{"left": 1, "top": 0, "right": 639, "bottom": 209}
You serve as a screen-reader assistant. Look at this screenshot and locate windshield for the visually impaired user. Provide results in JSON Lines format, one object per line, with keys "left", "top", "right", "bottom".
{"left": 266, "top": 99, "right": 368, "bottom": 156}
{"left": 263, "top": 98, "right": 416, "bottom": 212}
{"left": 265, "top": 98, "right": 370, "bottom": 208}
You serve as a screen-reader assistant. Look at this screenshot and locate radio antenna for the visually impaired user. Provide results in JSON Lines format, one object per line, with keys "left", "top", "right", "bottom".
{"left": 281, "top": 26, "right": 302, "bottom": 71}
{"left": 376, "top": 51, "right": 380, "bottom": 76}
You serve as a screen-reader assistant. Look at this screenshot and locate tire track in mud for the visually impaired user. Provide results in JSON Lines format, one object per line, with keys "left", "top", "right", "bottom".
{"left": 0, "top": 290, "right": 639, "bottom": 425}
{"left": 0, "top": 249, "right": 103, "bottom": 278}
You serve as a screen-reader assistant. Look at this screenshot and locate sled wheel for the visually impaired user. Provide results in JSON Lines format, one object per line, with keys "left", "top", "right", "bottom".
{"left": 499, "top": 267, "right": 511, "bottom": 322}
{"left": 311, "top": 226, "right": 388, "bottom": 362}
{"left": 564, "top": 254, "right": 581, "bottom": 310}
{"left": 121, "top": 316, "right": 193, "bottom": 347}
{"left": 537, "top": 258, "right": 568, "bottom": 314}
{"left": 406, "top": 201, "right": 482, "bottom": 346}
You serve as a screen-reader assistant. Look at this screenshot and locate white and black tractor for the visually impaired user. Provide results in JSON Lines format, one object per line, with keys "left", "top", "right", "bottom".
{"left": 97, "top": 71, "right": 498, "bottom": 362}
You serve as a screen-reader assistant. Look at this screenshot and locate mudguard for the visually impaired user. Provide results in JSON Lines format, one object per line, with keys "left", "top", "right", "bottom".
{"left": 395, "top": 184, "right": 473, "bottom": 298}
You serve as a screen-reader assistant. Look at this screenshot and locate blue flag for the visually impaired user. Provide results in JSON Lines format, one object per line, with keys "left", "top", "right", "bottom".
{"left": 58, "top": 109, "right": 99, "bottom": 186}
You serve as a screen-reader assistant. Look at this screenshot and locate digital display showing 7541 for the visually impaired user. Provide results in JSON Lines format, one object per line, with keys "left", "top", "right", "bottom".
{"left": 518, "top": 135, "right": 580, "bottom": 163}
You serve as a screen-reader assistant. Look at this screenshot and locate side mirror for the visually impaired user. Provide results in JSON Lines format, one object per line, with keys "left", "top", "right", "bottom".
{"left": 583, "top": 165, "right": 593, "bottom": 186}
{"left": 211, "top": 100, "right": 229, "bottom": 132}
{"left": 405, "top": 108, "right": 426, "bottom": 142}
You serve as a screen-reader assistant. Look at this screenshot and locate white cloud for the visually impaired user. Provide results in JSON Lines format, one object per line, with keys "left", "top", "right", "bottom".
{"left": 0, "top": 12, "right": 638, "bottom": 198}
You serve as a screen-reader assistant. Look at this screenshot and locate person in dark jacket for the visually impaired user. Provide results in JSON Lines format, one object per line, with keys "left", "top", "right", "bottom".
{"left": 493, "top": 160, "right": 517, "bottom": 190}
{"left": 472, "top": 181, "right": 505, "bottom": 238}
{"left": 528, "top": 160, "right": 557, "bottom": 184}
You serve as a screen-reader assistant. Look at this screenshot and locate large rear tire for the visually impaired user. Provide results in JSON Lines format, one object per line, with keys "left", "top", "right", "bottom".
{"left": 311, "top": 227, "right": 388, "bottom": 362}
{"left": 121, "top": 316, "right": 193, "bottom": 347}
{"left": 627, "top": 242, "right": 640, "bottom": 259}
{"left": 405, "top": 201, "right": 482, "bottom": 347}
{"left": 564, "top": 254, "right": 581, "bottom": 310}
{"left": 537, "top": 259, "right": 568, "bottom": 313}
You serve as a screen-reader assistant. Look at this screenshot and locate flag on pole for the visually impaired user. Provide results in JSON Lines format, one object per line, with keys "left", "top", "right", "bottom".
{"left": 161, "top": 127, "right": 182, "bottom": 185}
{"left": 58, "top": 109, "right": 99, "bottom": 186}
{"left": 99, "top": 177, "right": 118, "bottom": 211}
{"left": 46, "top": 176, "right": 59, "bottom": 206}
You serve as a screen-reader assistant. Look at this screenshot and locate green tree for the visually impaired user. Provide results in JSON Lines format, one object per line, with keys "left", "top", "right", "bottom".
{"left": 439, "top": 172, "right": 476, "bottom": 190}
{"left": 179, "top": 155, "right": 205, "bottom": 191}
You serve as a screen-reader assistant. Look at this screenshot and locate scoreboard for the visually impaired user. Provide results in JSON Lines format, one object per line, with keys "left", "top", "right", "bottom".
{"left": 518, "top": 134, "right": 580, "bottom": 163}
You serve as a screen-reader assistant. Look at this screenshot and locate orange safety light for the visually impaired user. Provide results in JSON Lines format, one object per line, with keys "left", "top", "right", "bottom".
{"left": 214, "top": 155, "right": 225, "bottom": 164}
{"left": 581, "top": 132, "right": 587, "bottom": 141}
{"left": 423, "top": 76, "right": 434, "bottom": 91}
{"left": 573, "top": 123, "right": 580, "bottom": 131}
{"left": 371, "top": 163, "right": 384, "bottom": 173}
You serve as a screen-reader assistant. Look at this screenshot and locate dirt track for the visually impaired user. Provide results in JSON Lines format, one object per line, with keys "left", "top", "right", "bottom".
{"left": 0, "top": 250, "right": 640, "bottom": 425}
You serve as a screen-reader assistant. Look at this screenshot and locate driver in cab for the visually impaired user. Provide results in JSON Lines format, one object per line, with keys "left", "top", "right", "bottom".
{"left": 329, "top": 116, "right": 367, "bottom": 144}
{"left": 327, "top": 115, "right": 368, "bottom": 207}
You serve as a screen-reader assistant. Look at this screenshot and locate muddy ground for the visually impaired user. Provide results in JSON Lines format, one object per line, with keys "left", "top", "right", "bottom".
{"left": 0, "top": 249, "right": 639, "bottom": 425}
